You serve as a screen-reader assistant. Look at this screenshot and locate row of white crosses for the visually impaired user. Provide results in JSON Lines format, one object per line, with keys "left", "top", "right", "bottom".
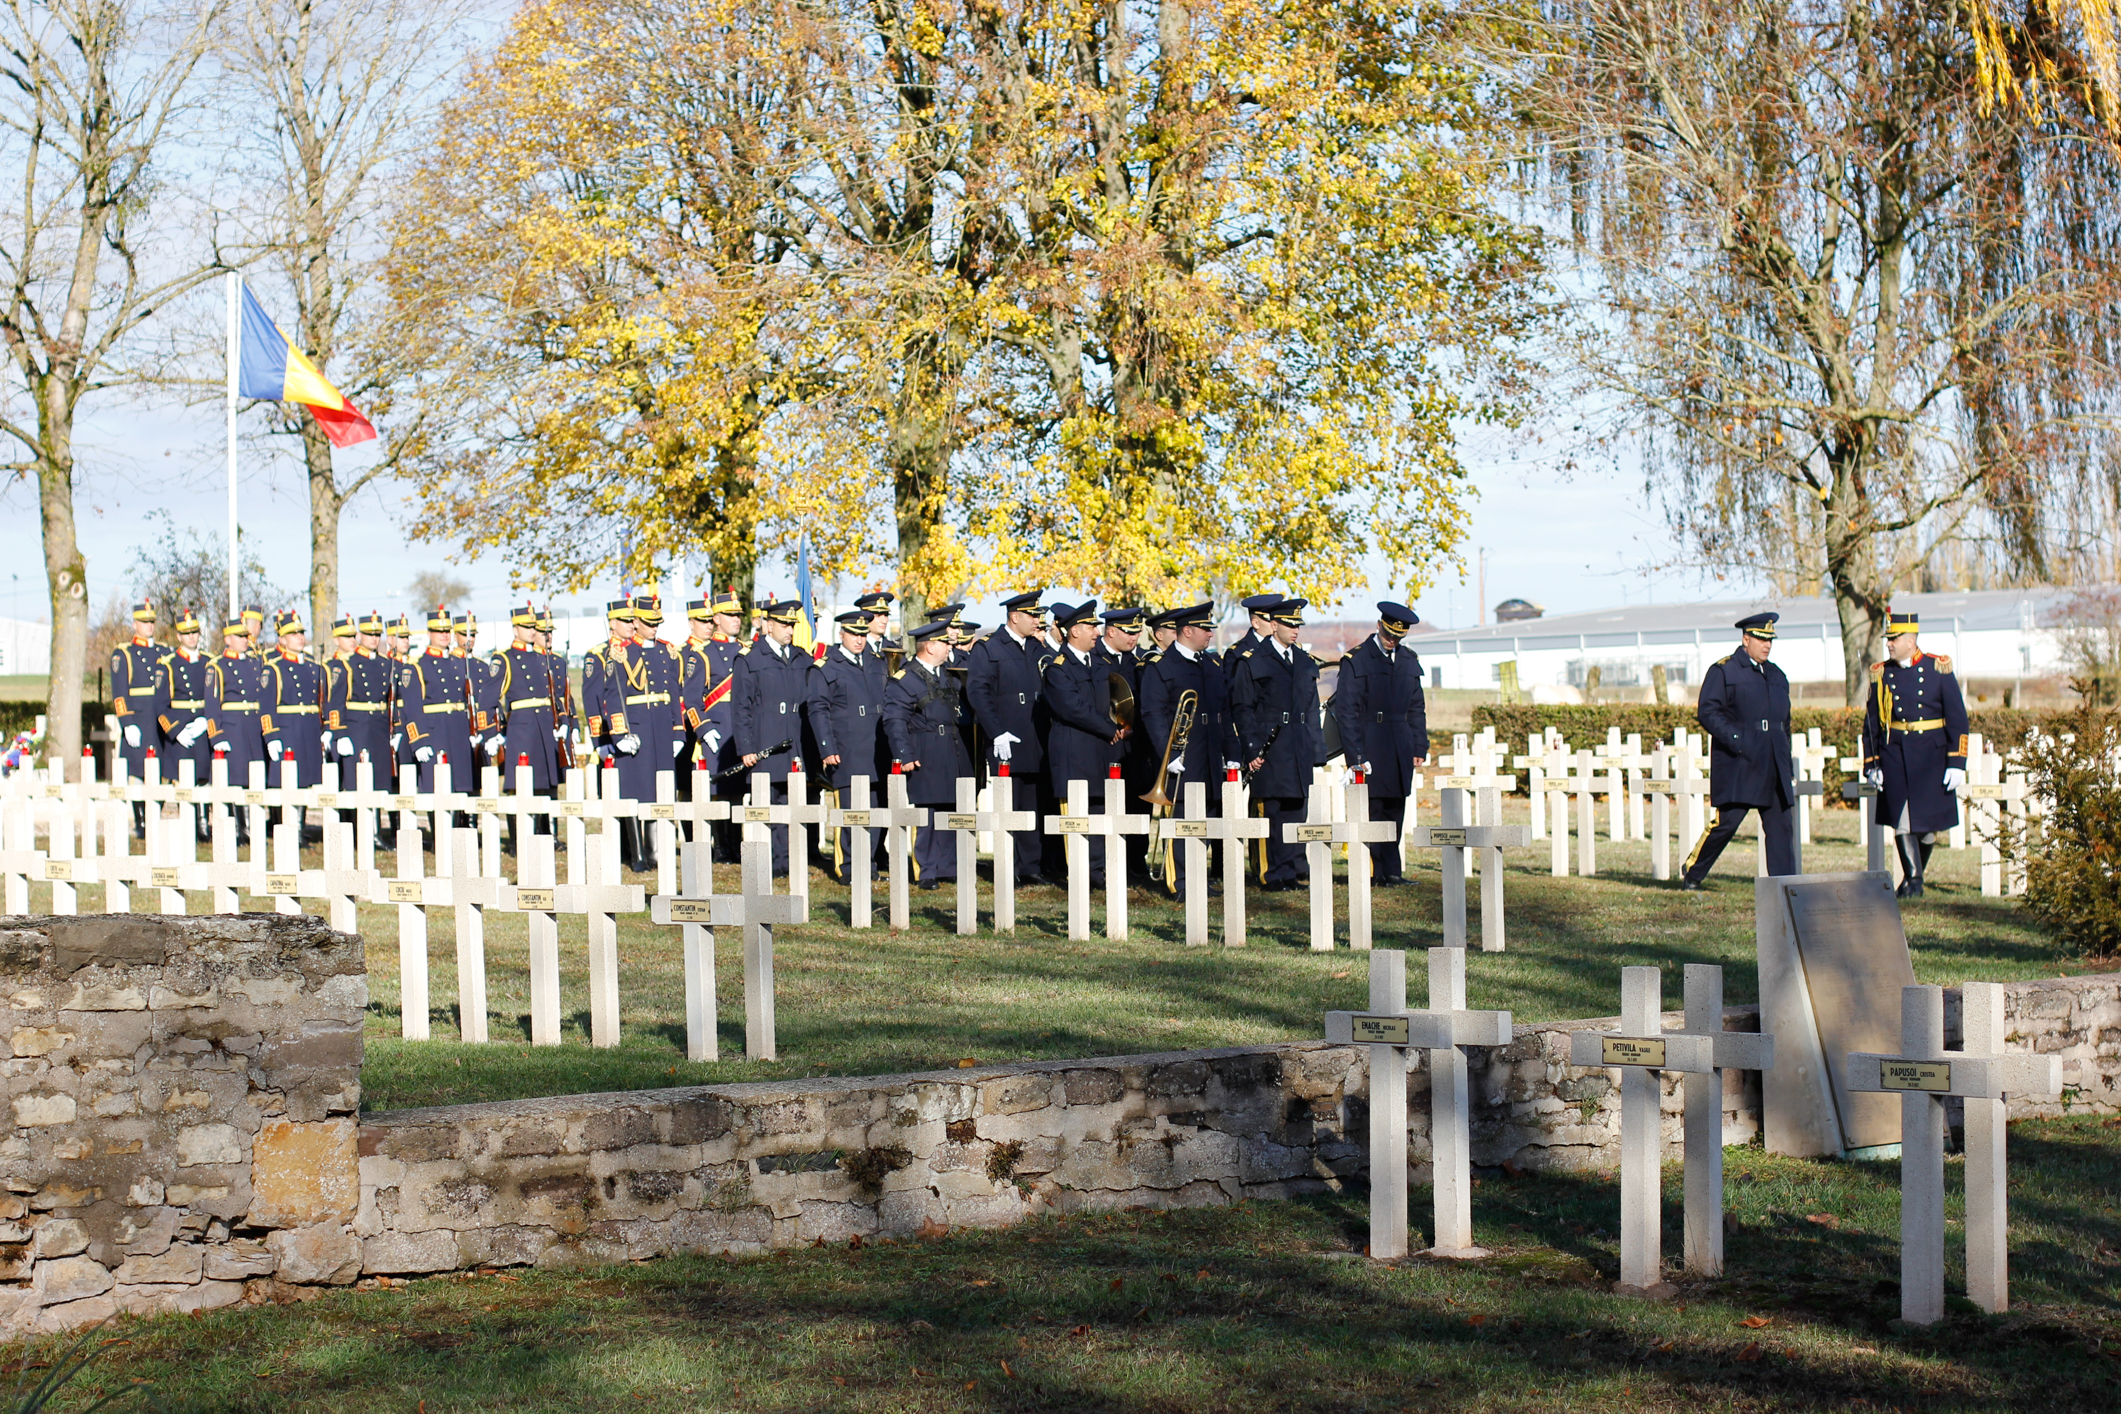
{"left": 1336, "top": 955, "right": 2056, "bottom": 1322}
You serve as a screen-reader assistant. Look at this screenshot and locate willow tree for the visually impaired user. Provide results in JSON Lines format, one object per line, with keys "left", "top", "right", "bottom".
{"left": 1516, "top": 0, "right": 2121, "bottom": 701}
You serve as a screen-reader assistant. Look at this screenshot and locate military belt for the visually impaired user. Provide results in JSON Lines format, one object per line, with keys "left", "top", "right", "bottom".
{"left": 275, "top": 705, "right": 319, "bottom": 714}
{"left": 421, "top": 703, "right": 467, "bottom": 713}
{"left": 508, "top": 697, "right": 552, "bottom": 710}
{"left": 1891, "top": 717, "right": 1946, "bottom": 732}
{"left": 625, "top": 692, "right": 671, "bottom": 706}
{"left": 345, "top": 700, "right": 385, "bottom": 711}
{"left": 218, "top": 701, "right": 259, "bottom": 711}
{"left": 169, "top": 699, "right": 203, "bottom": 711}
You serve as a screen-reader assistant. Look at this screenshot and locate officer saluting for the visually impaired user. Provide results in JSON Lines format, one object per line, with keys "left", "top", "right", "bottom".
{"left": 1330, "top": 601, "right": 1430, "bottom": 887}
{"left": 1861, "top": 610, "right": 1969, "bottom": 898}
{"left": 1680, "top": 611, "right": 1796, "bottom": 888}
{"left": 882, "top": 619, "right": 974, "bottom": 888}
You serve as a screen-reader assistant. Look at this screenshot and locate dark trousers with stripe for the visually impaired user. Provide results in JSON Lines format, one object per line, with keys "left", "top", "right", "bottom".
{"left": 1257, "top": 795, "right": 1308, "bottom": 885}
{"left": 911, "top": 812, "right": 956, "bottom": 882}
{"left": 1369, "top": 796, "right": 1409, "bottom": 882}
{"left": 1682, "top": 801, "right": 1796, "bottom": 882}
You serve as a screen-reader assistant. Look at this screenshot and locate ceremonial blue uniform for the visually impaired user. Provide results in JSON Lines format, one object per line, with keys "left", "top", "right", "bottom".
{"left": 1682, "top": 618, "right": 1796, "bottom": 885}
{"left": 1043, "top": 641, "right": 1123, "bottom": 885}
{"left": 328, "top": 647, "right": 393, "bottom": 786}
{"left": 809, "top": 641, "right": 888, "bottom": 880}
{"left": 493, "top": 644, "right": 566, "bottom": 792}
{"left": 680, "top": 634, "right": 739, "bottom": 782}
{"left": 158, "top": 647, "right": 211, "bottom": 790}
{"left": 263, "top": 647, "right": 327, "bottom": 789}
{"left": 109, "top": 634, "right": 168, "bottom": 781}
{"left": 883, "top": 652, "right": 973, "bottom": 883}
{"left": 397, "top": 646, "right": 473, "bottom": 793}
{"left": 1862, "top": 651, "right": 1969, "bottom": 836}
{"left": 205, "top": 649, "right": 269, "bottom": 789}
{"left": 1139, "top": 633, "right": 1228, "bottom": 898}
{"left": 1229, "top": 622, "right": 1323, "bottom": 887}
{"left": 731, "top": 634, "right": 813, "bottom": 875}
{"left": 1331, "top": 613, "right": 1429, "bottom": 884}
{"left": 963, "top": 618, "right": 1052, "bottom": 882}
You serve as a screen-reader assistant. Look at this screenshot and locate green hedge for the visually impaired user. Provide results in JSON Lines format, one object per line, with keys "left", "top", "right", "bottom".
{"left": 1467, "top": 703, "right": 2069, "bottom": 802}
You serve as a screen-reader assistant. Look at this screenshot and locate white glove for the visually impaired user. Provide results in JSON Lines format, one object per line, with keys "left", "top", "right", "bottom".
{"left": 705, "top": 729, "right": 722, "bottom": 754}
{"left": 616, "top": 733, "right": 640, "bottom": 756}
{"left": 178, "top": 719, "right": 206, "bottom": 747}
{"left": 1168, "top": 758, "right": 1184, "bottom": 776}
{"left": 123, "top": 724, "right": 141, "bottom": 748}
{"left": 266, "top": 739, "right": 283, "bottom": 761}
{"left": 1864, "top": 767, "right": 1883, "bottom": 787}
{"left": 390, "top": 732, "right": 403, "bottom": 753}
{"left": 1944, "top": 767, "right": 1965, "bottom": 792}
{"left": 553, "top": 725, "right": 568, "bottom": 742}
{"left": 415, "top": 745, "right": 434, "bottom": 764}
{"left": 488, "top": 735, "right": 506, "bottom": 762}
{"left": 336, "top": 736, "right": 354, "bottom": 757}
{"left": 671, "top": 738, "right": 684, "bottom": 758}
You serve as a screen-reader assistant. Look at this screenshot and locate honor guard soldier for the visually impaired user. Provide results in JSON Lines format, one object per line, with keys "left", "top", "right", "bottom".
{"left": 732, "top": 599, "right": 814, "bottom": 877}
{"left": 398, "top": 607, "right": 474, "bottom": 795}
{"left": 634, "top": 593, "right": 685, "bottom": 773}
{"left": 1680, "top": 611, "right": 1797, "bottom": 888}
{"left": 322, "top": 613, "right": 357, "bottom": 762}
{"left": 583, "top": 600, "right": 650, "bottom": 869}
{"left": 161, "top": 608, "right": 212, "bottom": 829}
{"left": 240, "top": 606, "right": 266, "bottom": 658}
{"left": 492, "top": 605, "right": 565, "bottom": 844}
{"left": 205, "top": 614, "right": 268, "bottom": 832}
{"left": 610, "top": 595, "right": 678, "bottom": 872}
{"left": 1861, "top": 610, "right": 1970, "bottom": 898}
{"left": 1095, "top": 606, "right": 1152, "bottom": 878}
{"left": 679, "top": 590, "right": 741, "bottom": 859}
{"left": 110, "top": 599, "right": 168, "bottom": 834}
{"left": 883, "top": 619, "right": 974, "bottom": 888}
{"left": 385, "top": 614, "right": 412, "bottom": 663}
{"left": 809, "top": 607, "right": 888, "bottom": 881}
{"left": 535, "top": 606, "right": 578, "bottom": 747}
{"left": 1330, "top": 601, "right": 1431, "bottom": 887}
{"left": 1043, "top": 600, "right": 1129, "bottom": 886}
{"left": 965, "top": 589, "right": 1053, "bottom": 886}
{"left": 455, "top": 613, "right": 500, "bottom": 773}
{"left": 855, "top": 590, "right": 895, "bottom": 654}
{"left": 1140, "top": 602, "right": 1229, "bottom": 899}
{"left": 1231, "top": 598, "right": 1323, "bottom": 888}
{"left": 262, "top": 611, "right": 327, "bottom": 837}
{"left": 329, "top": 611, "right": 393, "bottom": 790}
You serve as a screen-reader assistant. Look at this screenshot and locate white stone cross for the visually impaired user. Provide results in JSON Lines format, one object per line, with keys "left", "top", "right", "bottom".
{"left": 933, "top": 777, "right": 984, "bottom": 935}
{"left": 1158, "top": 780, "right": 1214, "bottom": 948}
{"left": 1405, "top": 789, "right": 1528, "bottom": 952}
{"left": 1568, "top": 966, "right": 1716, "bottom": 1297}
{"left": 783, "top": 759, "right": 829, "bottom": 903}
{"left": 496, "top": 827, "right": 564, "bottom": 1046}
{"left": 741, "top": 832, "right": 810, "bottom": 1058}
{"left": 1214, "top": 771, "right": 1270, "bottom": 947}
{"left": 380, "top": 815, "right": 437, "bottom": 1040}
{"left": 647, "top": 837, "right": 727, "bottom": 1061}
{"left": 1847, "top": 982, "right": 2061, "bottom": 1324}
{"left": 826, "top": 774, "right": 880, "bottom": 929}
{"left": 1045, "top": 778, "right": 1101, "bottom": 942}
{"left": 1838, "top": 758, "right": 1890, "bottom": 873}
{"left": 1325, "top": 947, "right": 1511, "bottom": 1261}
{"left": 570, "top": 796, "right": 647, "bottom": 1048}
{"left": 0, "top": 778, "right": 38, "bottom": 915}
{"left": 983, "top": 767, "right": 1038, "bottom": 932}
{"left": 1665, "top": 965, "right": 1775, "bottom": 1276}
{"left": 1339, "top": 772, "right": 1401, "bottom": 952}
{"left": 1962, "top": 766, "right": 2029, "bottom": 898}
{"left": 877, "top": 767, "right": 929, "bottom": 931}
{"left": 442, "top": 822, "right": 504, "bottom": 1044}
{"left": 1099, "top": 767, "right": 1155, "bottom": 941}
{"left": 1432, "top": 768, "right": 1527, "bottom": 949}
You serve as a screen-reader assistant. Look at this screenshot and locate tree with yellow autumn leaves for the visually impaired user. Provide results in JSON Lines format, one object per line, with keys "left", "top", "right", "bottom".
{"left": 385, "top": 0, "right": 1546, "bottom": 619}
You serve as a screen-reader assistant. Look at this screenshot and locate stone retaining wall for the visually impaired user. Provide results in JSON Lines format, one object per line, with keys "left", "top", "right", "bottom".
{"left": 3, "top": 910, "right": 2118, "bottom": 1331}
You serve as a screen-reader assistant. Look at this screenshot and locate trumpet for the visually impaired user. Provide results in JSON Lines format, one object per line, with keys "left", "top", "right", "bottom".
{"left": 1139, "top": 689, "right": 1198, "bottom": 814}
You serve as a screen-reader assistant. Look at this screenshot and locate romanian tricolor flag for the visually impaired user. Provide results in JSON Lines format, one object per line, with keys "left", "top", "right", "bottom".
{"left": 236, "top": 282, "right": 377, "bottom": 448}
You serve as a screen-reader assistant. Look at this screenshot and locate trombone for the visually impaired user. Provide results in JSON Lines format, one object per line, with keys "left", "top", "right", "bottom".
{"left": 1140, "top": 689, "right": 1198, "bottom": 888}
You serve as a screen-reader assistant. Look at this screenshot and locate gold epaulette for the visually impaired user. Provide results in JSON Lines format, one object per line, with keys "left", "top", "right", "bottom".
{"left": 1933, "top": 654, "right": 1954, "bottom": 673}
{"left": 1869, "top": 662, "right": 1883, "bottom": 680}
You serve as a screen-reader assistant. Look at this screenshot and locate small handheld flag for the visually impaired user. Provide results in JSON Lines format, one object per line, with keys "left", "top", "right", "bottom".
{"left": 235, "top": 282, "right": 377, "bottom": 448}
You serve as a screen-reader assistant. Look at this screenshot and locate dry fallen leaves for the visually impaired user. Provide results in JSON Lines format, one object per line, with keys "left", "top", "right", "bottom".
{"left": 1467, "top": 1314, "right": 1488, "bottom": 1328}
{"left": 1736, "top": 1342, "right": 1765, "bottom": 1363}
{"left": 957, "top": 1058, "right": 979, "bottom": 1068}
{"left": 1740, "top": 1315, "right": 1772, "bottom": 1329}
{"left": 917, "top": 1217, "right": 949, "bottom": 1240}
{"left": 1109, "top": 1277, "right": 1124, "bottom": 1290}
{"left": 1805, "top": 1213, "right": 1838, "bottom": 1228}
{"left": 1001, "top": 1360, "right": 1015, "bottom": 1378}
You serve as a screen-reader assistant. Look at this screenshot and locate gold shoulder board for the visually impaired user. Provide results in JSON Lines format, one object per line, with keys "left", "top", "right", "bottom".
{"left": 1933, "top": 654, "right": 1954, "bottom": 673}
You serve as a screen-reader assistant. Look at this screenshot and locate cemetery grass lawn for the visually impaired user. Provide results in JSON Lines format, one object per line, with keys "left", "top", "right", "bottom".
{"left": 57, "top": 1114, "right": 2121, "bottom": 1412}
{"left": 18, "top": 805, "right": 2087, "bottom": 1111}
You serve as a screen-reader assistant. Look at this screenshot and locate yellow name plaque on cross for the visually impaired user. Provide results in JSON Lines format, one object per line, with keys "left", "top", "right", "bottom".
{"left": 941, "top": 813, "right": 978, "bottom": 830}
{"left": 515, "top": 888, "right": 555, "bottom": 910}
{"left": 1600, "top": 1036, "right": 1667, "bottom": 1067}
{"left": 1350, "top": 1015, "right": 1411, "bottom": 1045}
{"left": 1881, "top": 1061, "right": 1952, "bottom": 1092}
{"left": 667, "top": 899, "right": 714, "bottom": 924}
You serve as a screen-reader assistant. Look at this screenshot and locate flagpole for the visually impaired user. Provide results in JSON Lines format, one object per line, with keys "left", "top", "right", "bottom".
{"left": 225, "top": 272, "right": 240, "bottom": 620}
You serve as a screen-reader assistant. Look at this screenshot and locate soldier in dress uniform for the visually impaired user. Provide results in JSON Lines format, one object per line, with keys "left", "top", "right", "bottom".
{"left": 1330, "top": 601, "right": 1430, "bottom": 887}
{"left": 1094, "top": 606, "right": 1152, "bottom": 880}
{"left": 491, "top": 605, "right": 564, "bottom": 847}
{"left": 1043, "top": 600, "right": 1129, "bottom": 886}
{"left": 677, "top": 589, "right": 742, "bottom": 859}
{"left": 883, "top": 620, "right": 973, "bottom": 888}
{"left": 1861, "top": 610, "right": 1970, "bottom": 898}
{"left": 732, "top": 600, "right": 813, "bottom": 877}
{"left": 385, "top": 614, "right": 412, "bottom": 663}
{"left": 611, "top": 595, "right": 679, "bottom": 872}
{"left": 964, "top": 589, "right": 1053, "bottom": 885}
{"left": 398, "top": 607, "right": 474, "bottom": 795}
{"left": 262, "top": 611, "right": 327, "bottom": 838}
{"left": 328, "top": 611, "right": 393, "bottom": 814}
{"left": 455, "top": 612, "right": 499, "bottom": 778}
{"left": 1139, "top": 602, "right": 1228, "bottom": 899}
{"left": 160, "top": 608, "right": 212, "bottom": 829}
{"left": 635, "top": 592, "right": 686, "bottom": 768}
{"left": 856, "top": 591, "right": 895, "bottom": 654}
{"left": 205, "top": 615, "right": 268, "bottom": 828}
{"left": 1230, "top": 598, "right": 1323, "bottom": 888}
{"left": 1680, "top": 611, "right": 1796, "bottom": 888}
{"left": 322, "top": 613, "right": 357, "bottom": 778}
{"left": 535, "top": 606, "right": 578, "bottom": 750}
{"left": 109, "top": 599, "right": 167, "bottom": 833}
{"left": 1145, "top": 611, "right": 1178, "bottom": 664}
{"left": 809, "top": 608, "right": 888, "bottom": 881}
{"left": 580, "top": 600, "right": 644, "bottom": 867}
{"left": 240, "top": 606, "right": 266, "bottom": 658}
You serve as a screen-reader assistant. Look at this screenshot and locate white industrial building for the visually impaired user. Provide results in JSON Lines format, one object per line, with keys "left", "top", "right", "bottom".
{"left": 0, "top": 618, "right": 51, "bottom": 677}
{"left": 1411, "top": 588, "right": 2074, "bottom": 694}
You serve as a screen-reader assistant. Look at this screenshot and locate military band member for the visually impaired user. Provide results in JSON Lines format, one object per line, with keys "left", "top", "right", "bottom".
{"left": 160, "top": 608, "right": 212, "bottom": 824}
{"left": 964, "top": 589, "right": 1053, "bottom": 886}
{"left": 398, "top": 608, "right": 474, "bottom": 794}
{"left": 732, "top": 600, "right": 812, "bottom": 877}
{"left": 110, "top": 599, "right": 167, "bottom": 834}
{"left": 1680, "top": 612, "right": 1796, "bottom": 888}
{"left": 1043, "top": 600, "right": 1129, "bottom": 885}
{"left": 205, "top": 615, "right": 268, "bottom": 830}
{"left": 1231, "top": 598, "right": 1323, "bottom": 888}
{"left": 262, "top": 612, "right": 327, "bottom": 835}
{"left": 1331, "top": 601, "right": 1430, "bottom": 887}
{"left": 1095, "top": 606, "right": 1152, "bottom": 879}
{"left": 882, "top": 620, "right": 973, "bottom": 888}
{"left": 1140, "top": 602, "right": 1228, "bottom": 899}
{"left": 1145, "top": 611, "right": 1178, "bottom": 663}
{"left": 809, "top": 608, "right": 888, "bottom": 881}
{"left": 329, "top": 611, "right": 393, "bottom": 798}
{"left": 1861, "top": 610, "right": 1969, "bottom": 898}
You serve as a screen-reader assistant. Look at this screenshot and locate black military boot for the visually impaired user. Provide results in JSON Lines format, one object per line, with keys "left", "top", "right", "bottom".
{"left": 1895, "top": 834, "right": 1924, "bottom": 898}
{"left": 619, "top": 818, "right": 641, "bottom": 873}
{"left": 636, "top": 819, "right": 659, "bottom": 875}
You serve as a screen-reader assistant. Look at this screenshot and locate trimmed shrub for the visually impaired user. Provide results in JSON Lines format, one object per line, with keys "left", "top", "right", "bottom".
{"left": 2005, "top": 701, "right": 2121, "bottom": 959}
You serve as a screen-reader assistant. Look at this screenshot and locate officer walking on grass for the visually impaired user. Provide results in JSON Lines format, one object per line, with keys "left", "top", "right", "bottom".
{"left": 1861, "top": 610, "right": 1970, "bottom": 899}
{"left": 1679, "top": 611, "right": 1796, "bottom": 889}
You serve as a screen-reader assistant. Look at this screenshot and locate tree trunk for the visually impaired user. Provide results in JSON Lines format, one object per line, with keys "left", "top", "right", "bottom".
{"left": 305, "top": 419, "right": 341, "bottom": 636}
{"left": 38, "top": 442, "right": 87, "bottom": 778}
{"left": 1822, "top": 473, "right": 1888, "bottom": 705}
